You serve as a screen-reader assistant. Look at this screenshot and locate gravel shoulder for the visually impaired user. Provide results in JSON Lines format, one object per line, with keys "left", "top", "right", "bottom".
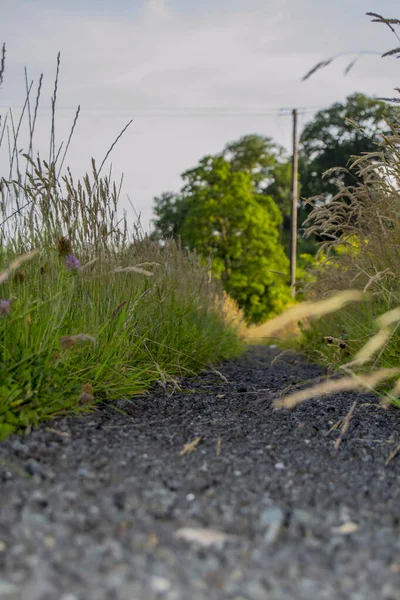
{"left": 1, "top": 345, "right": 400, "bottom": 600}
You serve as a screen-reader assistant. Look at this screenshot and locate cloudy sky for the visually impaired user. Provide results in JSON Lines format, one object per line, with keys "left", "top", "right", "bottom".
{"left": 1, "top": 0, "right": 399, "bottom": 231}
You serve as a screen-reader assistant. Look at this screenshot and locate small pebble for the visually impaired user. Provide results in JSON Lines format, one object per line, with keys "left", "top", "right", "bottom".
{"left": 150, "top": 576, "right": 171, "bottom": 593}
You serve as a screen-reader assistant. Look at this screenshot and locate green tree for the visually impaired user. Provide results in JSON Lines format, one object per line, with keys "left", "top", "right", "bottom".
{"left": 222, "top": 134, "right": 292, "bottom": 217}
{"left": 222, "top": 134, "right": 314, "bottom": 254}
{"left": 220, "top": 135, "right": 322, "bottom": 256}
{"left": 180, "top": 155, "right": 291, "bottom": 323}
{"left": 300, "top": 92, "right": 399, "bottom": 201}
{"left": 152, "top": 134, "right": 294, "bottom": 251}
{"left": 152, "top": 191, "right": 190, "bottom": 242}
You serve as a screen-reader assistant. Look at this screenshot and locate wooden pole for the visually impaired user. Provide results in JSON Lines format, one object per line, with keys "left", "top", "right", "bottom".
{"left": 290, "top": 108, "right": 299, "bottom": 297}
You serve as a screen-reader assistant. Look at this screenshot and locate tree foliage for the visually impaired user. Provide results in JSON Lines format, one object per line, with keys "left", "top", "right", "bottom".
{"left": 153, "top": 153, "right": 291, "bottom": 323}
{"left": 152, "top": 191, "right": 190, "bottom": 241}
{"left": 152, "top": 134, "right": 293, "bottom": 245}
{"left": 300, "top": 92, "right": 399, "bottom": 201}
{"left": 222, "top": 134, "right": 292, "bottom": 217}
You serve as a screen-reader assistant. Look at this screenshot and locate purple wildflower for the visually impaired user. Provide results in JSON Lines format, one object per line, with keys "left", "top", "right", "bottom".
{"left": 65, "top": 255, "right": 81, "bottom": 271}
{"left": 0, "top": 298, "right": 12, "bottom": 316}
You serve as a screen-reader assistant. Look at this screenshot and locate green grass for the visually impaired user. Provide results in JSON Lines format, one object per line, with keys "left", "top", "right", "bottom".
{"left": 0, "top": 242, "right": 243, "bottom": 441}
{"left": 293, "top": 297, "right": 381, "bottom": 370}
{"left": 0, "top": 49, "right": 244, "bottom": 441}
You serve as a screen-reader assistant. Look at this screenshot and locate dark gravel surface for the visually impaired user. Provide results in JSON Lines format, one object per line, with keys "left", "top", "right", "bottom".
{"left": 1, "top": 345, "right": 400, "bottom": 600}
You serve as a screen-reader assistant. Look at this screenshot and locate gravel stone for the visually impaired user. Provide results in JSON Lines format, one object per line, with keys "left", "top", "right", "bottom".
{"left": 0, "top": 580, "right": 19, "bottom": 600}
{"left": 0, "top": 345, "right": 400, "bottom": 599}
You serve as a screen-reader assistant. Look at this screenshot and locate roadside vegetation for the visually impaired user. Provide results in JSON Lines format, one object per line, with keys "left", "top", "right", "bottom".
{"left": 279, "top": 111, "right": 400, "bottom": 409}
{"left": 0, "top": 48, "right": 244, "bottom": 441}
{"left": 261, "top": 13, "right": 400, "bottom": 412}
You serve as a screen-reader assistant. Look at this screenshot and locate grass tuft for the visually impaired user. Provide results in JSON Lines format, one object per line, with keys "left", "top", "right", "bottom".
{"left": 0, "top": 51, "right": 244, "bottom": 441}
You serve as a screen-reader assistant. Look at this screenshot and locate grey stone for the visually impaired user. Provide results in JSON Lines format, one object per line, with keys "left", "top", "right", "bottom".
{"left": 0, "top": 580, "right": 19, "bottom": 600}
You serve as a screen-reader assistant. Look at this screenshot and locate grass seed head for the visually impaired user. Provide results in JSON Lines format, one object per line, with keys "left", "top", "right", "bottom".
{"left": 57, "top": 236, "right": 73, "bottom": 257}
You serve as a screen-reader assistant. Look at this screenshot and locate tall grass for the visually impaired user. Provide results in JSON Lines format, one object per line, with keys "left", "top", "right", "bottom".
{"left": 297, "top": 116, "right": 400, "bottom": 372}
{"left": 272, "top": 102, "right": 400, "bottom": 409}
{"left": 0, "top": 50, "right": 244, "bottom": 440}
{"left": 262, "top": 13, "right": 400, "bottom": 413}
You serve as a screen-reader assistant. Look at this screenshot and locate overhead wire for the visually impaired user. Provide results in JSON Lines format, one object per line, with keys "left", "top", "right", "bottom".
{"left": 0, "top": 104, "right": 326, "bottom": 118}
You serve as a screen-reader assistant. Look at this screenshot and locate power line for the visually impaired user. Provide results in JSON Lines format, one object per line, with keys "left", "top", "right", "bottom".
{"left": 0, "top": 104, "right": 325, "bottom": 118}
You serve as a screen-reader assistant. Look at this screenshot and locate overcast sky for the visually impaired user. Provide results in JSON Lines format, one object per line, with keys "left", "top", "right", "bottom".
{"left": 1, "top": 0, "right": 399, "bottom": 231}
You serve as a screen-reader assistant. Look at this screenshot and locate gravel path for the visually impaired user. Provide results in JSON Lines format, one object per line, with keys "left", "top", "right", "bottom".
{"left": 1, "top": 345, "right": 400, "bottom": 600}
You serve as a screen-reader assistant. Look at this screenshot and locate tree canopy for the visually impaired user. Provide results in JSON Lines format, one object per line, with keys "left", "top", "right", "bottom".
{"left": 222, "top": 134, "right": 292, "bottom": 219}
{"left": 152, "top": 191, "right": 190, "bottom": 241}
{"left": 153, "top": 153, "right": 291, "bottom": 323}
{"left": 300, "top": 92, "right": 399, "bottom": 201}
{"left": 152, "top": 133, "right": 293, "bottom": 243}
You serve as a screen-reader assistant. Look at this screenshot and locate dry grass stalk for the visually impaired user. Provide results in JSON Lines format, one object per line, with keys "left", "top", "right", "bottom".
{"left": 303, "top": 120, "right": 400, "bottom": 300}
{"left": 340, "top": 304, "right": 400, "bottom": 369}
{"left": 0, "top": 250, "right": 39, "bottom": 284}
{"left": 326, "top": 420, "right": 342, "bottom": 435}
{"left": 112, "top": 266, "right": 154, "bottom": 277}
{"left": 248, "top": 290, "right": 363, "bottom": 338}
{"left": 363, "top": 268, "right": 394, "bottom": 292}
{"left": 81, "top": 257, "right": 99, "bottom": 271}
{"left": 60, "top": 334, "right": 97, "bottom": 349}
{"left": 376, "top": 307, "right": 400, "bottom": 329}
{"left": 302, "top": 13, "right": 400, "bottom": 85}
{"left": 346, "top": 328, "right": 391, "bottom": 367}
{"left": 0, "top": 51, "right": 132, "bottom": 258}
{"left": 385, "top": 442, "right": 400, "bottom": 466}
{"left": 387, "top": 377, "right": 400, "bottom": 401}
{"left": 270, "top": 349, "right": 297, "bottom": 367}
{"left": 133, "top": 262, "right": 160, "bottom": 268}
{"left": 219, "top": 291, "right": 247, "bottom": 334}
{"left": 274, "top": 368, "right": 400, "bottom": 409}
{"left": 0, "top": 43, "right": 5, "bottom": 89}
{"left": 179, "top": 435, "right": 203, "bottom": 456}
{"left": 334, "top": 400, "right": 358, "bottom": 450}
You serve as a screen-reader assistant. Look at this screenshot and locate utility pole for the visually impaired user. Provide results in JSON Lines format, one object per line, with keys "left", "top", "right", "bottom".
{"left": 290, "top": 108, "right": 299, "bottom": 298}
